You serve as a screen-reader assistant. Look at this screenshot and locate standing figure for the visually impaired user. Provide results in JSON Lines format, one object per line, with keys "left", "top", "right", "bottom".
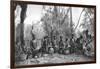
{"left": 59, "top": 36, "right": 64, "bottom": 54}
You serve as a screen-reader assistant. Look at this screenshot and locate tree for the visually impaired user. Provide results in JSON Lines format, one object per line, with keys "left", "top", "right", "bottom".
{"left": 41, "top": 6, "right": 73, "bottom": 39}
{"left": 80, "top": 8, "right": 94, "bottom": 36}
{"left": 79, "top": 8, "right": 95, "bottom": 57}
{"left": 19, "top": 4, "right": 27, "bottom": 53}
{"left": 15, "top": 4, "right": 27, "bottom": 61}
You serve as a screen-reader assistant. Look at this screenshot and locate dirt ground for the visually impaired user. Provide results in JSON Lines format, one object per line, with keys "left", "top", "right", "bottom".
{"left": 15, "top": 53, "right": 94, "bottom": 66}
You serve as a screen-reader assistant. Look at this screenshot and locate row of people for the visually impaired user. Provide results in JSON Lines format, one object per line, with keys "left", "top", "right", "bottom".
{"left": 40, "top": 35, "right": 71, "bottom": 54}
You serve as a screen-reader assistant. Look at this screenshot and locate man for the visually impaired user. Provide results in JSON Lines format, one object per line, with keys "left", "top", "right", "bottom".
{"left": 59, "top": 36, "right": 64, "bottom": 54}
{"left": 53, "top": 36, "right": 59, "bottom": 53}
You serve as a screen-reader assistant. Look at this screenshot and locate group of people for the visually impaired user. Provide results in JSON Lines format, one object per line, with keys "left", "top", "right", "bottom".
{"left": 39, "top": 35, "right": 71, "bottom": 55}
{"left": 24, "top": 35, "right": 72, "bottom": 59}
{"left": 24, "top": 30, "right": 93, "bottom": 59}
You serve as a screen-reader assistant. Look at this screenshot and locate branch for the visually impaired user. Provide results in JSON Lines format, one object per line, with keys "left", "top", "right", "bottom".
{"left": 85, "top": 9, "right": 93, "bottom": 24}
{"left": 74, "top": 8, "right": 85, "bottom": 30}
{"left": 60, "top": 8, "right": 70, "bottom": 24}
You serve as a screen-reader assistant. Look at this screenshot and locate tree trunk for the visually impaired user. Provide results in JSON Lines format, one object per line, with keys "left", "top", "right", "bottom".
{"left": 20, "top": 4, "right": 27, "bottom": 53}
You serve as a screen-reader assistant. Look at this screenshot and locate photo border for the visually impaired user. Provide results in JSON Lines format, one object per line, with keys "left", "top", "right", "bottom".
{"left": 10, "top": 0, "right": 96, "bottom": 68}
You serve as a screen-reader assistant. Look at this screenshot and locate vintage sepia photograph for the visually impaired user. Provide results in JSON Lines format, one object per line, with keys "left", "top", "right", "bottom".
{"left": 11, "top": 1, "right": 96, "bottom": 68}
